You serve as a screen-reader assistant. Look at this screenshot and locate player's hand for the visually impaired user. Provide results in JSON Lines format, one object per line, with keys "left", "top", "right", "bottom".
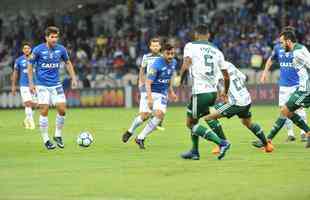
{"left": 147, "top": 95, "right": 153, "bottom": 110}
{"left": 29, "top": 83, "right": 36, "bottom": 94}
{"left": 11, "top": 86, "right": 17, "bottom": 96}
{"left": 169, "top": 91, "right": 178, "bottom": 102}
{"left": 260, "top": 71, "right": 267, "bottom": 84}
{"left": 71, "top": 76, "right": 78, "bottom": 89}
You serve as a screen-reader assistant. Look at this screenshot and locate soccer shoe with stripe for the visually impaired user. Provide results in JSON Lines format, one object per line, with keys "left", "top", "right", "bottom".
{"left": 180, "top": 150, "right": 200, "bottom": 160}
{"left": 135, "top": 138, "right": 145, "bottom": 149}
{"left": 53, "top": 137, "right": 64, "bottom": 148}
{"left": 156, "top": 125, "right": 165, "bottom": 131}
{"left": 251, "top": 140, "right": 264, "bottom": 148}
{"left": 44, "top": 140, "right": 56, "bottom": 150}
{"left": 263, "top": 140, "right": 274, "bottom": 153}
{"left": 211, "top": 145, "right": 220, "bottom": 155}
{"left": 301, "top": 134, "right": 307, "bottom": 142}
{"left": 122, "top": 131, "right": 133, "bottom": 143}
{"left": 217, "top": 141, "right": 231, "bottom": 160}
{"left": 285, "top": 135, "right": 296, "bottom": 142}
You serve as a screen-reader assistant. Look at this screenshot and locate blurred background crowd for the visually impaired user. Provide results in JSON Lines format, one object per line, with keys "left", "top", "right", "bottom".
{"left": 0, "top": 0, "right": 309, "bottom": 89}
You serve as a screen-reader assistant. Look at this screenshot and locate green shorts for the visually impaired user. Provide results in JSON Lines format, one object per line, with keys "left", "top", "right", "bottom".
{"left": 187, "top": 92, "right": 217, "bottom": 119}
{"left": 215, "top": 102, "right": 252, "bottom": 119}
{"left": 286, "top": 90, "right": 310, "bottom": 112}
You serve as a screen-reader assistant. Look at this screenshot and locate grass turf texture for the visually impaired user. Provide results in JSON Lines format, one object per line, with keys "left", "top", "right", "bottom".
{"left": 0, "top": 106, "right": 310, "bottom": 200}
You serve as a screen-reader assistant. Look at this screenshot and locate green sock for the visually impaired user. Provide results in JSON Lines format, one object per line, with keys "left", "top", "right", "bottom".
{"left": 192, "top": 125, "right": 222, "bottom": 145}
{"left": 290, "top": 113, "right": 310, "bottom": 132}
{"left": 191, "top": 134, "right": 199, "bottom": 152}
{"left": 249, "top": 123, "right": 267, "bottom": 145}
{"left": 267, "top": 117, "right": 287, "bottom": 140}
{"left": 207, "top": 120, "right": 226, "bottom": 140}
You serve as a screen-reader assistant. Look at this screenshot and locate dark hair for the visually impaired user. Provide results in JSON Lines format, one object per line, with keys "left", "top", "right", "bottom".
{"left": 280, "top": 30, "right": 297, "bottom": 43}
{"left": 194, "top": 24, "right": 209, "bottom": 35}
{"left": 149, "top": 37, "right": 161, "bottom": 45}
{"left": 282, "top": 26, "right": 295, "bottom": 33}
{"left": 22, "top": 41, "right": 31, "bottom": 48}
{"left": 162, "top": 43, "right": 174, "bottom": 51}
{"left": 45, "top": 26, "right": 60, "bottom": 37}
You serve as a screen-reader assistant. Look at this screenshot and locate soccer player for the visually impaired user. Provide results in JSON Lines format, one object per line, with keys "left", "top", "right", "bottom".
{"left": 11, "top": 42, "right": 37, "bottom": 129}
{"left": 28, "top": 26, "right": 77, "bottom": 150}
{"left": 260, "top": 26, "right": 307, "bottom": 142}
{"left": 180, "top": 25, "right": 231, "bottom": 160}
{"left": 122, "top": 37, "right": 163, "bottom": 143}
{"left": 204, "top": 61, "right": 273, "bottom": 153}
{"left": 254, "top": 30, "right": 310, "bottom": 148}
{"left": 134, "top": 43, "right": 178, "bottom": 149}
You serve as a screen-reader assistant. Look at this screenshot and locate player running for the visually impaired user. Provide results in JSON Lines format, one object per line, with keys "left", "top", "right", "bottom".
{"left": 133, "top": 43, "right": 178, "bottom": 149}
{"left": 28, "top": 26, "right": 77, "bottom": 150}
{"left": 259, "top": 26, "right": 307, "bottom": 142}
{"left": 11, "top": 42, "right": 37, "bottom": 129}
{"left": 204, "top": 61, "right": 273, "bottom": 153}
{"left": 122, "top": 37, "right": 163, "bottom": 143}
{"left": 180, "top": 25, "right": 231, "bottom": 160}
{"left": 254, "top": 30, "right": 310, "bottom": 148}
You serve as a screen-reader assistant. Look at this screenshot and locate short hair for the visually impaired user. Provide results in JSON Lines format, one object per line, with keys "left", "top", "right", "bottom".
{"left": 149, "top": 37, "right": 161, "bottom": 45}
{"left": 45, "top": 26, "right": 60, "bottom": 37}
{"left": 194, "top": 24, "right": 209, "bottom": 35}
{"left": 280, "top": 30, "right": 297, "bottom": 43}
{"left": 22, "top": 41, "right": 31, "bottom": 48}
{"left": 282, "top": 26, "right": 296, "bottom": 34}
{"left": 162, "top": 43, "right": 174, "bottom": 51}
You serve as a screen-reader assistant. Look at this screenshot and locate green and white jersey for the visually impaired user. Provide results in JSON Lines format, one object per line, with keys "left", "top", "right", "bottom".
{"left": 183, "top": 41, "right": 227, "bottom": 94}
{"left": 292, "top": 43, "right": 310, "bottom": 92}
{"left": 225, "top": 62, "right": 251, "bottom": 106}
{"left": 141, "top": 53, "right": 161, "bottom": 73}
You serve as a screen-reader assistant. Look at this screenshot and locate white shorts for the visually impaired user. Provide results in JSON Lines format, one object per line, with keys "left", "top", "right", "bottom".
{"left": 139, "top": 92, "right": 168, "bottom": 113}
{"left": 20, "top": 86, "right": 37, "bottom": 103}
{"left": 36, "top": 85, "right": 66, "bottom": 105}
{"left": 279, "top": 86, "right": 298, "bottom": 106}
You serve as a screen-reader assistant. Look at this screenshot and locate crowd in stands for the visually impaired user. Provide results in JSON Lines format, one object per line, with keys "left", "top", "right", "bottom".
{"left": 0, "top": 0, "right": 309, "bottom": 89}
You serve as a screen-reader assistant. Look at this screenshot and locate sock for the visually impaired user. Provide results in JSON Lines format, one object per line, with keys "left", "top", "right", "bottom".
{"left": 285, "top": 119, "right": 295, "bottom": 137}
{"left": 39, "top": 115, "right": 49, "bottom": 143}
{"left": 267, "top": 117, "right": 287, "bottom": 140}
{"left": 137, "top": 117, "right": 161, "bottom": 140}
{"left": 128, "top": 115, "right": 144, "bottom": 134}
{"left": 290, "top": 113, "right": 310, "bottom": 133}
{"left": 249, "top": 123, "right": 267, "bottom": 145}
{"left": 192, "top": 124, "right": 222, "bottom": 145}
{"left": 207, "top": 119, "right": 226, "bottom": 140}
{"left": 55, "top": 114, "right": 65, "bottom": 137}
{"left": 25, "top": 107, "right": 33, "bottom": 121}
{"left": 191, "top": 134, "right": 199, "bottom": 153}
{"left": 296, "top": 109, "right": 307, "bottom": 135}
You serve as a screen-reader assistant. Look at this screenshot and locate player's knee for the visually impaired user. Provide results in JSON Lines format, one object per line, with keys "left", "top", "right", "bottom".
{"left": 140, "top": 113, "right": 150, "bottom": 121}
{"left": 280, "top": 106, "right": 291, "bottom": 117}
{"left": 40, "top": 106, "right": 48, "bottom": 116}
{"left": 58, "top": 109, "right": 66, "bottom": 116}
{"left": 241, "top": 119, "right": 251, "bottom": 128}
{"left": 154, "top": 110, "right": 164, "bottom": 120}
{"left": 24, "top": 101, "right": 32, "bottom": 107}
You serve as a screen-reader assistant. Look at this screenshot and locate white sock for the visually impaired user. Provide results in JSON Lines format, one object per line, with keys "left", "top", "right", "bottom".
{"left": 39, "top": 115, "right": 49, "bottom": 143}
{"left": 285, "top": 118, "right": 295, "bottom": 137}
{"left": 25, "top": 107, "right": 33, "bottom": 121}
{"left": 137, "top": 117, "right": 161, "bottom": 140}
{"left": 128, "top": 115, "right": 144, "bottom": 134}
{"left": 296, "top": 109, "right": 307, "bottom": 135}
{"left": 55, "top": 114, "right": 65, "bottom": 137}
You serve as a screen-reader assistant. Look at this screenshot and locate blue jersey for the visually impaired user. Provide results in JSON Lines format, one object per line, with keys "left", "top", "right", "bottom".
{"left": 271, "top": 43, "right": 299, "bottom": 87}
{"left": 14, "top": 55, "right": 34, "bottom": 87}
{"left": 30, "top": 43, "right": 69, "bottom": 87}
{"left": 147, "top": 57, "right": 177, "bottom": 95}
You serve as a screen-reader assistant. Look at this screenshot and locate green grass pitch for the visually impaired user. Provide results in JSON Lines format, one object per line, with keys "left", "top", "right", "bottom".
{"left": 1, "top": 106, "right": 310, "bottom": 200}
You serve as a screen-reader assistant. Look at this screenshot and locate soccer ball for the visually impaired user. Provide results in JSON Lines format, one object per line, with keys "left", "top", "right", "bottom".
{"left": 77, "top": 131, "right": 94, "bottom": 147}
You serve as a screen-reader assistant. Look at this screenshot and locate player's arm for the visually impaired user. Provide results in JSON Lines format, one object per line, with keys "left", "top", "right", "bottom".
{"left": 138, "top": 66, "right": 146, "bottom": 88}
{"left": 168, "top": 73, "right": 178, "bottom": 102}
{"left": 219, "top": 58, "right": 230, "bottom": 102}
{"left": 180, "top": 57, "right": 192, "bottom": 84}
{"left": 64, "top": 60, "right": 77, "bottom": 88}
{"left": 11, "top": 67, "right": 18, "bottom": 95}
{"left": 27, "top": 63, "right": 35, "bottom": 94}
{"left": 260, "top": 56, "right": 273, "bottom": 83}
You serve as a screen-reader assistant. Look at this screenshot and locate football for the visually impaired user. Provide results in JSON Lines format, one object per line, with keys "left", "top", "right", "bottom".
{"left": 77, "top": 131, "right": 94, "bottom": 147}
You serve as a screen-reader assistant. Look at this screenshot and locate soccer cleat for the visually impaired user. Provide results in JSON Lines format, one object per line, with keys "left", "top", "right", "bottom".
{"left": 122, "top": 131, "right": 133, "bottom": 143}
{"left": 29, "top": 119, "right": 35, "bottom": 130}
{"left": 44, "top": 140, "right": 56, "bottom": 150}
{"left": 53, "top": 137, "right": 64, "bottom": 148}
{"left": 211, "top": 145, "right": 220, "bottom": 155}
{"left": 301, "top": 134, "right": 307, "bottom": 142}
{"left": 286, "top": 135, "right": 296, "bottom": 142}
{"left": 263, "top": 140, "right": 274, "bottom": 153}
{"left": 217, "top": 141, "right": 231, "bottom": 160}
{"left": 23, "top": 118, "right": 30, "bottom": 129}
{"left": 180, "top": 150, "right": 200, "bottom": 160}
{"left": 305, "top": 136, "right": 310, "bottom": 148}
{"left": 156, "top": 125, "right": 165, "bottom": 131}
{"left": 135, "top": 138, "right": 145, "bottom": 149}
{"left": 252, "top": 140, "right": 264, "bottom": 148}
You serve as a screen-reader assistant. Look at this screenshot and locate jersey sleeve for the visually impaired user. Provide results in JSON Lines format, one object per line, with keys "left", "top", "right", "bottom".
{"left": 293, "top": 47, "right": 310, "bottom": 70}
{"left": 183, "top": 43, "right": 192, "bottom": 58}
{"left": 61, "top": 46, "right": 69, "bottom": 62}
{"left": 29, "top": 47, "right": 39, "bottom": 65}
{"left": 270, "top": 47, "right": 278, "bottom": 62}
{"left": 14, "top": 60, "right": 20, "bottom": 71}
{"left": 236, "top": 67, "right": 247, "bottom": 81}
{"left": 141, "top": 55, "right": 148, "bottom": 68}
{"left": 218, "top": 52, "right": 227, "bottom": 70}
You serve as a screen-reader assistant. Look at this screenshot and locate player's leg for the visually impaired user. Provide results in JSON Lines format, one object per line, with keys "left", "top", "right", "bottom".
{"left": 135, "top": 93, "right": 166, "bottom": 149}
{"left": 37, "top": 86, "right": 55, "bottom": 150}
{"left": 180, "top": 116, "right": 200, "bottom": 160}
{"left": 279, "top": 86, "right": 295, "bottom": 141}
{"left": 20, "top": 87, "right": 35, "bottom": 129}
{"left": 295, "top": 108, "right": 307, "bottom": 142}
{"left": 123, "top": 93, "right": 150, "bottom": 143}
{"left": 52, "top": 85, "right": 67, "bottom": 148}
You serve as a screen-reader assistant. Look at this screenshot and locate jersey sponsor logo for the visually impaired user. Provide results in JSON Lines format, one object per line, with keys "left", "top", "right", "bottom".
{"left": 157, "top": 79, "right": 170, "bottom": 83}
{"left": 279, "top": 62, "right": 293, "bottom": 67}
{"left": 41, "top": 63, "right": 60, "bottom": 68}
{"left": 22, "top": 69, "right": 28, "bottom": 73}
